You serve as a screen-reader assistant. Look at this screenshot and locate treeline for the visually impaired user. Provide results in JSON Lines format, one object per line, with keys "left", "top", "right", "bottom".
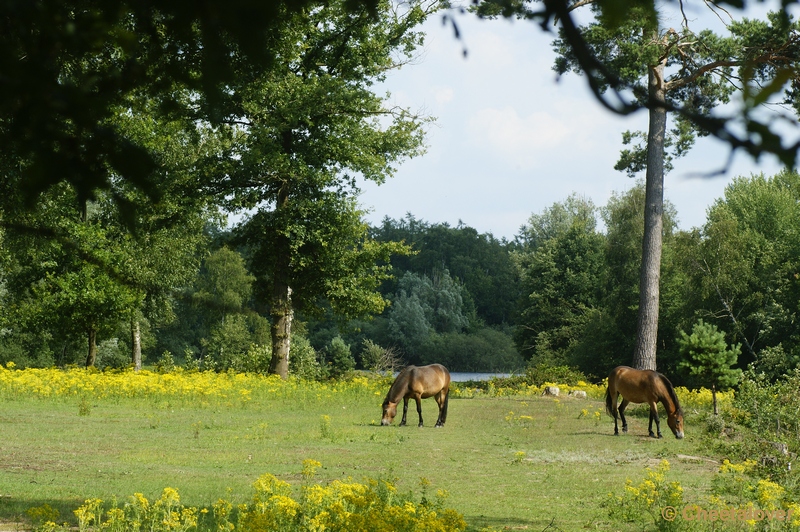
{"left": 512, "top": 170, "right": 800, "bottom": 383}
{"left": 2, "top": 170, "right": 798, "bottom": 381}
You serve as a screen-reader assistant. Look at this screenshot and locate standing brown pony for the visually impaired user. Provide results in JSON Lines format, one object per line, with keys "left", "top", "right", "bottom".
{"left": 381, "top": 364, "right": 450, "bottom": 427}
{"left": 605, "top": 366, "right": 684, "bottom": 439}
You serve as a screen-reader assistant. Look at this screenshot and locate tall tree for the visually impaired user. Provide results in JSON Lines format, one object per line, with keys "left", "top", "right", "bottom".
{"left": 549, "top": 3, "right": 799, "bottom": 370}
{"left": 513, "top": 195, "right": 605, "bottom": 364}
{"left": 220, "top": 0, "right": 433, "bottom": 378}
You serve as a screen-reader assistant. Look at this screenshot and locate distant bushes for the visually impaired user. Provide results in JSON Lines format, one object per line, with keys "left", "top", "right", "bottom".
{"left": 417, "top": 328, "right": 524, "bottom": 372}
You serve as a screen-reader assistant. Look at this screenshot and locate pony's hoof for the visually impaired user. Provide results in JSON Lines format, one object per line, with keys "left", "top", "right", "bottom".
{"left": 622, "top": 427, "right": 628, "bottom": 433}
{"left": 649, "top": 432, "right": 658, "bottom": 438}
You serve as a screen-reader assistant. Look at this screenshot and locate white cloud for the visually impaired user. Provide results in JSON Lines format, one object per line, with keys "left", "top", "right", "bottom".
{"left": 433, "top": 86, "right": 454, "bottom": 104}
{"left": 467, "top": 107, "right": 571, "bottom": 170}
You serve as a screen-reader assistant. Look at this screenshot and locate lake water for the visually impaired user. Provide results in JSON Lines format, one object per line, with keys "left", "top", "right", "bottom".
{"left": 449, "top": 372, "right": 516, "bottom": 382}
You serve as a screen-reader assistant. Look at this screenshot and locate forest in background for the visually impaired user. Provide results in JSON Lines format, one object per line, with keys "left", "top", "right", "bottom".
{"left": 2, "top": 169, "right": 798, "bottom": 385}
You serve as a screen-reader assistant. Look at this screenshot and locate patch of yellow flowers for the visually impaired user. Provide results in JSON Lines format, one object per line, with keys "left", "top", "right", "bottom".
{"left": 0, "top": 363, "right": 732, "bottom": 412}
{"left": 0, "top": 364, "right": 389, "bottom": 404}
{"left": 30, "top": 460, "right": 465, "bottom": 532}
{"left": 607, "top": 459, "right": 685, "bottom": 530}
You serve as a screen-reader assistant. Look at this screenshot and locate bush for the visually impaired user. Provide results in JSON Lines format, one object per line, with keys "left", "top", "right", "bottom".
{"left": 525, "top": 363, "right": 588, "bottom": 386}
{"left": 751, "top": 344, "right": 800, "bottom": 382}
{"left": 418, "top": 328, "right": 523, "bottom": 372}
{"left": 359, "top": 339, "right": 401, "bottom": 373}
{"left": 230, "top": 344, "right": 271, "bottom": 374}
{"left": 290, "top": 335, "right": 327, "bottom": 381}
{"left": 96, "top": 339, "right": 130, "bottom": 370}
{"left": 154, "top": 351, "right": 176, "bottom": 373}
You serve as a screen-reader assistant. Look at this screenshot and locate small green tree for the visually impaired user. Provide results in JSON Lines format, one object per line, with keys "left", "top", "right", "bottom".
{"left": 678, "top": 320, "right": 742, "bottom": 415}
{"left": 326, "top": 336, "right": 355, "bottom": 379}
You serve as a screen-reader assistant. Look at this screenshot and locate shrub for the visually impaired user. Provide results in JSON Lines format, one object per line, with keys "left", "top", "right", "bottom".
{"left": 525, "top": 363, "right": 588, "bottom": 386}
{"left": 96, "top": 339, "right": 130, "bottom": 370}
{"left": 154, "top": 351, "right": 176, "bottom": 374}
{"left": 290, "top": 335, "right": 327, "bottom": 380}
{"left": 418, "top": 329, "right": 523, "bottom": 372}
{"left": 359, "top": 339, "right": 401, "bottom": 373}
{"left": 606, "top": 460, "right": 684, "bottom": 532}
{"left": 230, "top": 344, "right": 271, "bottom": 374}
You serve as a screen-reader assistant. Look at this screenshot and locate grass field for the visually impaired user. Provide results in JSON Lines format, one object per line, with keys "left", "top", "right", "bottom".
{"left": 0, "top": 369, "right": 728, "bottom": 531}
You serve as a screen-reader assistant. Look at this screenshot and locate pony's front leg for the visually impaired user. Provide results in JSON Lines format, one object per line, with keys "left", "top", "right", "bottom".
{"left": 415, "top": 397, "right": 423, "bottom": 427}
{"left": 619, "top": 399, "right": 629, "bottom": 433}
{"left": 648, "top": 403, "right": 662, "bottom": 438}
{"left": 434, "top": 392, "right": 447, "bottom": 427}
{"left": 399, "top": 398, "right": 409, "bottom": 426}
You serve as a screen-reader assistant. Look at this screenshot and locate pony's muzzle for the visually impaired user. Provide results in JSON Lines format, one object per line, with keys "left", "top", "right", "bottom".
{"left": 381, "top": 419, "right": 390, "bottom": 426}
{"left": 675, "top": 431, "right": 684, "bottom": 439}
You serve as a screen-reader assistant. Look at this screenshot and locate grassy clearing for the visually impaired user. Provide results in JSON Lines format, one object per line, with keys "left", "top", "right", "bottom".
{"left": 0, "top": 370, "right": 722, "bottom": 531}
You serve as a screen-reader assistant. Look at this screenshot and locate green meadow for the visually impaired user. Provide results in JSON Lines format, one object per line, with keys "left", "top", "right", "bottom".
{"left": 0, "top": 370, "right": 726, "bottom": 531}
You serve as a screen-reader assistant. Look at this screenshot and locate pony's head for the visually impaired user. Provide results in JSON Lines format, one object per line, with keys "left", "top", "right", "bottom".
{"left": 660, "top": 374, "right": 685, "bottom": 439}
{"left": 667, "top": 409, "right": 684, "bottom": 439}
{"left": 381, "top": 399, "right": 397, "bottom": 426}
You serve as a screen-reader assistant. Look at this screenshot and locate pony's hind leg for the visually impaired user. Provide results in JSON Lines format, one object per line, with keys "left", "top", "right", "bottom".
{"left": 610, "top": 393, "right": 621, "bottom": 435}
{"left": 399, "top": 398, "right": 409, "bottom": 426}
{"left": 619, "top": 399, "right": 629, "bottom": 433}
{"left": 415, "top": 397, "right": 423, "bottom": 427}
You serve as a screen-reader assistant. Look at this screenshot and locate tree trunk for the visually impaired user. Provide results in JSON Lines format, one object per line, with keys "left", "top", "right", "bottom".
{"left": 632, "top": 59, "right": 667, "bottom": 371}
{"left": 85, "top": 326, "right": 97, "bottom": 367}
{"left": 268, "top": 176, "right": 293, "bottom": 379}
{"left": 132, "top": 318, "right": 142, "bottom": 372}
{"left": 269, "top": 283, "right": 293, "bottom": 379}
{"left": 712, "top": 384, "right": 718, "bottom": 416}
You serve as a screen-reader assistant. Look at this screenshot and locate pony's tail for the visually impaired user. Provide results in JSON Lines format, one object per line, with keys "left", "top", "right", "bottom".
{"left": 605, "top": 388, "right": 615, "bottom": 417}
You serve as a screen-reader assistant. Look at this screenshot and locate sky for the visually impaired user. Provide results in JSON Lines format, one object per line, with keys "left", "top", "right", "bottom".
{"left": 356, "top": 2, "right": 794, "bottom": 241}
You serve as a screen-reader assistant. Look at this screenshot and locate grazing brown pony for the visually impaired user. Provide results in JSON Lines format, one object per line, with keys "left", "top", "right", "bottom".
{"left": 605, "top": 365, "right": 684, "bottom": 439}
{"left": 381, "top": 364, "right": 450, "bottom": 427}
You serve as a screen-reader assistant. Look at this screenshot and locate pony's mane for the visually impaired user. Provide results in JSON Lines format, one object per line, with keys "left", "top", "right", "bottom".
{"left": 657, "top": 372, "right": 683, "bottom": 416}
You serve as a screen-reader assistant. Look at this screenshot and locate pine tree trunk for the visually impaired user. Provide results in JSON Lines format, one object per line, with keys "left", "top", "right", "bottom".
{"left": 712, "top": 384, "right": 718, "bottom": 416}
{"left": 85, "top": 326, "right": 97, "bottom": 367}
{"left": 132, "top": 318, "right": 142, "bottom": 372}
{"left": 632, "top": 59, "right": 667, "bottom": 371}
